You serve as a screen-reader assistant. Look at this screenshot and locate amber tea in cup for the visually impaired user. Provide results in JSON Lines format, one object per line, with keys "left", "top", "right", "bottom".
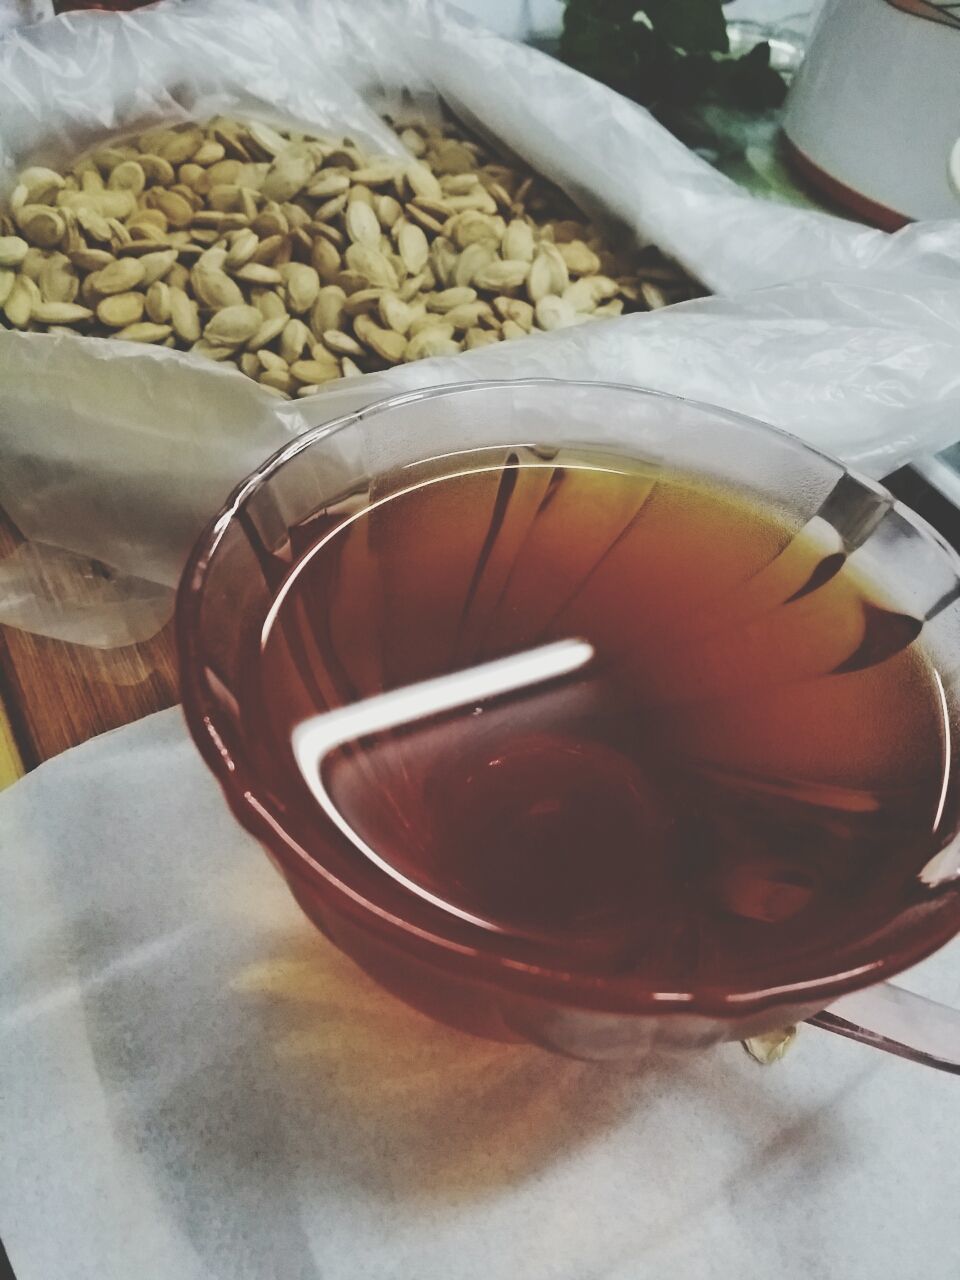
{"left": 179, "top": 381, "right": 960, "bottom": 1060}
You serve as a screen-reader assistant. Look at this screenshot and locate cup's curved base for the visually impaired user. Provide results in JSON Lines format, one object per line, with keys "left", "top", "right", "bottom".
{"left": 286, "top": 871, "right": 828, "bottom": 1061}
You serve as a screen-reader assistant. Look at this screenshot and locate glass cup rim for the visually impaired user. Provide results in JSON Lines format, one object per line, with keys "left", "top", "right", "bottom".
{"left": 176, "top": 378, "right": 960, "bottom": 1020}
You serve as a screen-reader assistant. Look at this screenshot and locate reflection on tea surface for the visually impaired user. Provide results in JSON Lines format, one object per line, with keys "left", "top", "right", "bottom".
{"left": 248, "top": 450, "right": 951, "bottom": 988}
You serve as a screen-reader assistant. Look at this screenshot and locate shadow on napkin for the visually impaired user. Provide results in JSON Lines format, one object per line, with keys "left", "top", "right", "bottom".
{"left": 66, "top": 885, "right": 850, "bottom": 1214}
{"left": 1, "top": 709, "right": 886, "bottom": 1280}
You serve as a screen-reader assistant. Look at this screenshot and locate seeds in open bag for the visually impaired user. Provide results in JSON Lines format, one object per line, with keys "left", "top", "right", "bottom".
{"left": 0, "top": 115, "right": 702, "bottom": 395}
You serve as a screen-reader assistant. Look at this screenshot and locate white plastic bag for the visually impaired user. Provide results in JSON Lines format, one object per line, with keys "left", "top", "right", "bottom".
{"left": 0, "top": 0, "right": 48, "bottom": 37}
{"left": 2, "top": 0, "right": 960, "bottom": 642}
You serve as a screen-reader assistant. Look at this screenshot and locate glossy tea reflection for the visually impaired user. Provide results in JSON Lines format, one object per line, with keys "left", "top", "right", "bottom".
{"left": 247, "top": 449, "right": 951, "bottom": 995}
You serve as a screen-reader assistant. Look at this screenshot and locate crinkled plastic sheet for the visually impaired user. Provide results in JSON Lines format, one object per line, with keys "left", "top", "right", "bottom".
{"left": 1, "top": 0, "right": 960, "bottom": 646}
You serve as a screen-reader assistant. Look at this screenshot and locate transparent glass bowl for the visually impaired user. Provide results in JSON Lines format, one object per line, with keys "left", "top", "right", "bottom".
{"left": 177, "top": 380, "right": 960, "bottom": 1062}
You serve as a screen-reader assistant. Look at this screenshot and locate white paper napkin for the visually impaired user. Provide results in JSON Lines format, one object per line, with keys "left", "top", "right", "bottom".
{"left": 1, "top": 708, "right": 959, "bottom": 1280}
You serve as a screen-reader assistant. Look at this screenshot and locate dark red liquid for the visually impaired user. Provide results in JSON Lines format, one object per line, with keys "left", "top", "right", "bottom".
{"left": 244, "top": 451, "right": 951, "bottom": 989}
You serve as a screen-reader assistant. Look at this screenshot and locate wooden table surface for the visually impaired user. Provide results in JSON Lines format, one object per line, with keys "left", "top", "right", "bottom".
{"left": 0, "top": 511, "right": 179, "bottom": 788}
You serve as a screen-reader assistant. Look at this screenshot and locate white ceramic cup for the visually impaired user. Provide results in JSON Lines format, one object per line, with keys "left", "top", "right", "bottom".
{"left": 783, "top": 0, "right": 960, "bottom": 227}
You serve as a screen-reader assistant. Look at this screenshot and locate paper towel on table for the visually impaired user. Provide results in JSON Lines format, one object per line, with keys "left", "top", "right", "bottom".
{"left": 1, "top": 708, "right": 959, "bottom": 1280}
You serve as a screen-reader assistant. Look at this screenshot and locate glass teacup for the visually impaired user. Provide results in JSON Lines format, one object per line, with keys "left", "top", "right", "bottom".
{"left": 178, "top": 381, "right": 960, "bottom": 1066}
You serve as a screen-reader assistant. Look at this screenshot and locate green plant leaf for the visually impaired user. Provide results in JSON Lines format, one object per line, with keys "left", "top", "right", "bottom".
{"left": 712, "top": 43, "right": 788, "bottom": 109}
{"left": 642, "top": 0, "right": 730, "bottom": 54}
{"left": 559, "top": 0, "right": 786, "bottom": 114}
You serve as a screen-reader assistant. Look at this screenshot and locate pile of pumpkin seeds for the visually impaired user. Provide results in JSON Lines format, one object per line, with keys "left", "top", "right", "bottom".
{"left": 0, "top": 115, "right": 702, "bottom": 398}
